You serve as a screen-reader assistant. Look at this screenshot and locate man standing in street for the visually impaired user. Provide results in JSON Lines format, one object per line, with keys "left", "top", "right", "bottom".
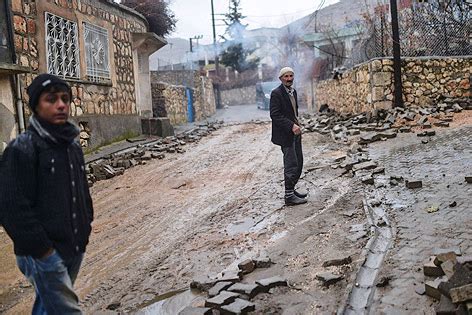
{"left": 0, "top": 74, "right": 93, "bottom": 314}
{"left": 270, "top": 67, "right": 307, "bottom": 206}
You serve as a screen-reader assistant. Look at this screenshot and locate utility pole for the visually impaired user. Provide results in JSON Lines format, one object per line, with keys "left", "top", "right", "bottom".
{"left": 211, "top": 0, "right": 222, "bottom": 109}
{"left": 390, "top": 0, "right": 404, "bottom": 108}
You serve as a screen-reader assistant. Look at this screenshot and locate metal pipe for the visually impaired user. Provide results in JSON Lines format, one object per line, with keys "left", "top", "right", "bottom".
{"left": 390, "top": 0, "right": 404, "bottom": 108}
{"left": 15, "top": 75, "right": 25, "bottom": 132}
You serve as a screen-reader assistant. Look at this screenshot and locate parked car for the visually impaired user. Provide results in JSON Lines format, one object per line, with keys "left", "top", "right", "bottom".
{"left": 256, "top": 81, "right": 280, "bottom": 110}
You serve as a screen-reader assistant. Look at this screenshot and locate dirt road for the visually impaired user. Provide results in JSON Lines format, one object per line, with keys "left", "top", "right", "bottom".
{"left": 2, "top": 109, "right": 469, "bottom": 314}
{"left": 0, "top": 120, "right": 366, "bottom": 314}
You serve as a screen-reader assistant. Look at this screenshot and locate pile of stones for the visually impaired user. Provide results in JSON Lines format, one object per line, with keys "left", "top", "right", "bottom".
{"left": 182, "top": 254, "right": 288, "bottom": 315}
{"left": 86, "top": 122, "right": 222, "bottom": 186}
{"left": 300, "top": 97, "right": 470, "bottom": 144}
{"left": 420, "top": 249, "right": 472, "bottom": 314}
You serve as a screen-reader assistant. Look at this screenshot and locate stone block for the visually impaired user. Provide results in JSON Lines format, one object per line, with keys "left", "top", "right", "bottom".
{"left": 372, "top": 72, "right": 392, "bottom": 87}
{"left": 237, "top": 259, "right": 255, "bottom": 275}
{"left": 190, "top": 276, "right": 217, "bottom": 292}
{"left": 141, "top": 118, "right": 174, "bottom": 137}
{"left": 450, "top": 284, "right": 472, "bottom": 304}
{"left": 372, "top": 87, "right": 385, "bottom": 102}
{"left": 435, "top": 295, "right": 459, "bottom": 315}
{"left": 322, "top": 256, "right": 352, "bottom": 267}
{"left": 316, "top": 273, "right": 343, "bottom": 287}
{"left": 465, "top": 176, "right": 472, "bottom": 184}
{"left": 227, "top": 283, "right": 262, "bottom": 298}
{"left": 255, "top": 276, "right": 288, "bottom": 290}
{"left": 208, "top": 281, "right": 233, "bottom": 298}
{"left": 425, "top": 276, "right": 447, "bottom": 300}
{"left": 441, "top": 260, "right": 456, "bottom": 279}
{"left": 424, "top": 260, "right": 445, "bottom": 277}
{"left": 405, "top": 180, "right": 422, "bottom": 189}
{"left": 434, "top": 252, "right": 457, "bottom": 266}
{"left": 216, "top": 270, "right": 242, "bottom": 283}
{"left": 438, "top": 262, "right": 472, "bottom": 298}
{"left": 361, "top": 175, "right": 374, "bottom": 185}
{"left": 220, "top": 298, "right": 255, "bottom": 314}
{"left": 205, "top": 291, "right": 240, "bottom": 308}
{"left": 352, "top": 161, "right": 377, "bottom": 173}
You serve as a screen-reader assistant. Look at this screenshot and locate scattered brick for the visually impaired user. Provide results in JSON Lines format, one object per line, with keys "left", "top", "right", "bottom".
{"left": 227, "top": 283, "right": 262, "bottom": 298}
{"left": 434, "top": 252, "right": 457, "bottom": 266}
{"left": 450, "top": 284, "right": 472, "bottom": 304}
{"left": 204, "top": 291, "right": 240, "bottom": 308}
{"left": 208, "top": 281, "right": 233, "bottom": 298}
{"left": 255, "top": 276, "right": 288, "bottom": 290}
{"left": 237, "top": 259, "right": 255, "bottom": 275}
{"left": 220, "top": 298, "right": 255, "bottom": 314}
{"left": 435, "top": 295, "right": 459, "bottom": 315}
{"left": 424, "top": 259, "right": 445, "bottom": 277}
{"left": 405, "top": 179, "right": 422, "bottom": 189}
{"left": 322, "top": 256, "right": 352, "bottom": 267}
{"left": 425, "top": 277, "right": 447, "bottom": 300}
{"left": 352, "top": 161, "right": 378, "bottom": 172}
{"left": 438, "top": 263, "right": 472, "bottom": 298}
{"left": 315, "top": 273, "right": 344, "bottom": 287}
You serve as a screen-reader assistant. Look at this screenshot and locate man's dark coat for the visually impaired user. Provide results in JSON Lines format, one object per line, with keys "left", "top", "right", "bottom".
{"left": 270, "top": 84, "right": 299, "bottom": 147}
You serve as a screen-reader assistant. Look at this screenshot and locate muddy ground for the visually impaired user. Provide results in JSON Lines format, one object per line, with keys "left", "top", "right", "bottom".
{"left": 0, "top": 108, "right": 470, "bottom": 314}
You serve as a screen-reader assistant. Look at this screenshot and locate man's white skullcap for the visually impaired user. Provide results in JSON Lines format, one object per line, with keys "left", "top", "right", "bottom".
{"left": 279, "top": 67, "right": 294, "bottom": 78}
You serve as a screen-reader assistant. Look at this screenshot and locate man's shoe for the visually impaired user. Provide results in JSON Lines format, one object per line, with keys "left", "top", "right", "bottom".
{"left": 294, "top": 190, "right": 307, "bottom": 198}
{"left": 285, "top": 195, "right": 308, "bottom": 206}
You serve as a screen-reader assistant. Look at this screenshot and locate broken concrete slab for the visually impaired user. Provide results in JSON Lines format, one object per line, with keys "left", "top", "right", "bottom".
{"left": 217, "top": 270, "right": 242, "bottom": 283}
{"left": 237, "top": 259, "right": 255, "bottom": 275}
{"left": 220, "top": 298, "right": 255, "bottom": 314}
{"left": 178, "top": 306, "right": 212, "bottom": 315}
{"left": 316, "top": 273, "right": 344, "bottom": 287}
{"left": 322, "top": 256, "right": 352, "bottom": 267}
{"left": 227, "top": 283, "right": 262, "bottom": 298}
{"left": 255, "top": 276, "right": 288, "bottom": 290}
{"left": 208, "top": 281, "right": 233, "bottom": 298}
{"left": 378, "top": 130, "right": 397, "bottom": 139}
{"left": 359, "top": 132, "right": 382, "bottom": 144}
{"left": 450, "top": 283, "right": 472, "bottom": 304}
{"left": 361, "top": 175, "right": 374, "bottom": 185}
{"left": 204, "top": 291, "right": 240, "bottom": 308}
{"left": 405, "top": 180, "right": 422, "bottom": 189}
{"left": 254, "top": 254, "right": 272, "bottom": 269}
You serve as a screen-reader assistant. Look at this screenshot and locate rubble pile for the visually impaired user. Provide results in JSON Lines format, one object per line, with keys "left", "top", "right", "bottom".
{"left": 86, "top": 122, "right": 222, "bottom": 186}
{"left": 420, "top": 250, "right": 472, "bottom": 314}
{"left": 185, "top": 254, "right": 288, "bottom": 314}
{"left": 300, "top": 98, "right": 471, "bottom": 144}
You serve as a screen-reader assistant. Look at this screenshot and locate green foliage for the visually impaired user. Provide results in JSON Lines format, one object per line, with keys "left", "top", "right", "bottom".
{"left": 220, "top": 43, "right": 259, "bottom": 72}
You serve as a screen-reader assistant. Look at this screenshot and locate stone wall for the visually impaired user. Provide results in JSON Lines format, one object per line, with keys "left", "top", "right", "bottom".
{"left": 151, "top": 70, "right": 216, "bottom": 125}
{"left": 314, "top": 56, "right": 471, "bottom": 114}
{"left": 10, "top": 0, "right": 149, "bottom": 149}
{"left": 221, "top": 86, "right": 256, "bottom": 106}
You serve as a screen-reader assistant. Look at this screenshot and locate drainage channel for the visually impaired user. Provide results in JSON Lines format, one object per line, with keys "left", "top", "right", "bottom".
{"left": 342, "top": 193, "right": 393, "bottom": 315}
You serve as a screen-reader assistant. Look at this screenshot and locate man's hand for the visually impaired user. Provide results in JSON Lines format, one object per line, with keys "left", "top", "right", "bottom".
{"left": 292, "top": 124, "right": 301, "bottom": 135}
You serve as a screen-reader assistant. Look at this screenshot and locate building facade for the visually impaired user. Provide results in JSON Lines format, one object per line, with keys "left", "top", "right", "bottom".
{"left": 0, "top": 0, "right": 166, "bottom": 150}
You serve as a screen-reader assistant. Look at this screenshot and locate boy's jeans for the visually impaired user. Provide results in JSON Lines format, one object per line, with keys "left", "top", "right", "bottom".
{"left": 16, "top": 250, "right": 83, "bottom": 315}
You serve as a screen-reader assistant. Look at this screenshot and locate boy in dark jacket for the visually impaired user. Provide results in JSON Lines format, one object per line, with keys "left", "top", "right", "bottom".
{"left": 0, "top": 74, "right": 93, "bottom": 314}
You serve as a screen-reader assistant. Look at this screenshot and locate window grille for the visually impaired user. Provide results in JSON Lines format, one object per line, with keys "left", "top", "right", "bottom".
{"left": 45, "top": 12, "right": 80, "bottom": 78}
{"left": 83, "top": 22, "right": 110, "bottom": 82}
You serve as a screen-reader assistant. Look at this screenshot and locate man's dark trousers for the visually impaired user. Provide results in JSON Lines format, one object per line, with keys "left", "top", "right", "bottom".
{"left": 281, "top": 134, "right": 303, "bottom": 191}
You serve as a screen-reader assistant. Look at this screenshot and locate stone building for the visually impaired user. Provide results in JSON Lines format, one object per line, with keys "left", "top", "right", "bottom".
{"left": 150, "top": 70, "right": 216, "bottom": 125}
{"left": 0, "top": 0, "right": 166, "bottom": 150}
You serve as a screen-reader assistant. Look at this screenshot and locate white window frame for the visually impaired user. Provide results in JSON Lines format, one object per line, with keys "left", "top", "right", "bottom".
{"left": 83, "top": 22, "right": 111, "bottom": 82}
{"left": 45, "top": 12, "right": 80, "bottom": 79}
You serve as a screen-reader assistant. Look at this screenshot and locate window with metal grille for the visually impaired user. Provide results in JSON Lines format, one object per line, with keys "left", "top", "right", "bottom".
{"left": 45, "top": 12, "right": 80, "bottom": 78}
{"left": 83, "top": 22, "right": 110, "bottom": 82}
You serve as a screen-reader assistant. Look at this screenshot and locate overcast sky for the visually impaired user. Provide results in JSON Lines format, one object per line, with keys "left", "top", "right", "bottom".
{"left": 169, "top": 0, "right": 340, "bottom": 44}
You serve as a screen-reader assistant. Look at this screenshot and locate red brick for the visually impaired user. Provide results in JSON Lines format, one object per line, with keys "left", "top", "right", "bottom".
{"left": 13, "top": 15, "right": 27, "bottom": 33}
{"left": 26, "top": 19, "right": 36, "bottom": 34}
